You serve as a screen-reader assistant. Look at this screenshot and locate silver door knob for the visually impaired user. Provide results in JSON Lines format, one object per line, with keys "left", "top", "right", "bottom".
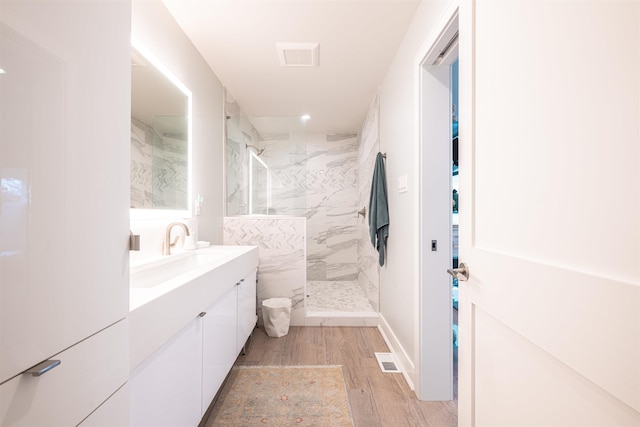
{"left": 447, "top": 262, "right": 469, "bottom": 281}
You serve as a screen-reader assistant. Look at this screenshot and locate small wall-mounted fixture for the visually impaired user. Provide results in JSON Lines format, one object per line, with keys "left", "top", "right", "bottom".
{"left": 245, "top": 144, "right": 265, "bottom": 156}
{"left": 129, "top": 230, "right": 140, "bottom": 251}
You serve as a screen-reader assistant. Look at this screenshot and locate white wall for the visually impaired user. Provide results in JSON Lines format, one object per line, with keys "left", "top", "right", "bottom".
{"left": 376, "top": 0, "right": 451, "bottom": 387}
{"left": 131, "top": 0, "right": 225, "bottom": 245}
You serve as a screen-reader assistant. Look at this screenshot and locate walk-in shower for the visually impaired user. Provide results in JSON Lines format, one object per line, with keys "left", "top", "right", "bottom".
{"left": 224, "top": 98, "right": 379, "bottom": 320}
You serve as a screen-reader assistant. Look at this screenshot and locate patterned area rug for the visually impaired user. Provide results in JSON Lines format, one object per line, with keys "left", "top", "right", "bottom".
{"left": 207, "top": 365, "right": 354, "bottom": 426}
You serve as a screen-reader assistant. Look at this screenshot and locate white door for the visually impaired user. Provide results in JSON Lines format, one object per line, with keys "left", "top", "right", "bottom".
{"left": 457, "top": 1, "right": 640, "bottom": 425}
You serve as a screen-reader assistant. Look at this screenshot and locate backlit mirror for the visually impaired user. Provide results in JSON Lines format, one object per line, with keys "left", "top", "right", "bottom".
{"left": 130, "top": 37, "right": 192, "bottom": 218}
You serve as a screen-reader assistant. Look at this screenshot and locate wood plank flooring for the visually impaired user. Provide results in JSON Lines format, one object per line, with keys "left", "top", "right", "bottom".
{"left": 204, "top": 326, "right": 457, "bottom": 427}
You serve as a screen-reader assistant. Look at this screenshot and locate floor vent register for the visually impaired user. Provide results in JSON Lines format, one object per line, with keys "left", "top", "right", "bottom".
{"left": 374, "top": 352, "right": 401, "bottom": 373}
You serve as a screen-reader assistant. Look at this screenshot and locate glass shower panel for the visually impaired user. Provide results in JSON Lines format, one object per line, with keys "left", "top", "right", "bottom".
{"left": 249, "top": 151, "right": 269, "bottom": 214}
{"left": 226, "top": 113, "right": 254, "bottom": 215}
{"left": 225, "top": 114, "right": 307, "bottom": 216}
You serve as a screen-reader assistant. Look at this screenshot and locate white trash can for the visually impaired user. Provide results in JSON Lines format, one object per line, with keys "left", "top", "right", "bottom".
{"left": 262, "top": 298, "right": 292, "bottom": 338}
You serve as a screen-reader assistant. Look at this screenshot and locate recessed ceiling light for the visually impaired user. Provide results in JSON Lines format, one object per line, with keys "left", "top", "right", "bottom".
{"left": 0, "top": 68, "right": 6, "bottom": 74}
{"left": 301, "top": 114, "right": 311, "bottom": 121}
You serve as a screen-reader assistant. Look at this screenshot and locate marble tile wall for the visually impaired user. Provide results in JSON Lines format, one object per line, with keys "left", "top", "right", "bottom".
{"left": 304, "top": 133, "right": 359, "bottom": 282}
{"left": 227, "top": 126, "right": 360, "bottom": 283}
{"left": 258, "top": 132, "right": 307, "bottom": 216}
{"left": 151, "top": 133, "right": 188, "bottom": 209}
{"left": 130, "top": 117, "right": 188, "bottom": 209}
{"left": 131, "top": 118, "right": 153, "bottom": 209}
{"left": 357, "top": 93, "right": 381, "bottom": 311}
{"left": 223, "top": 216, "right": 307, "bottom": 326}
{"left": 255, "top": 132, "right": 360, "bottom": 280}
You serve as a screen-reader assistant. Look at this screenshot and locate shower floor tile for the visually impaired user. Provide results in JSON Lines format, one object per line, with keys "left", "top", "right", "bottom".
{"left": 306, "top": 280, "right": 375, "bottom": 313}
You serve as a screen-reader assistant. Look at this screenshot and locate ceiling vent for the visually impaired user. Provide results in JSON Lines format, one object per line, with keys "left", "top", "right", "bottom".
{"left": 276, "top": 43, "right": 319, "bottom": 67}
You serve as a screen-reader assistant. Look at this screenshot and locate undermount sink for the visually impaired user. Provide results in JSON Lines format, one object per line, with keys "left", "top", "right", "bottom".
{"left": 130, "top": 248, "right": 231, "bottom": 289}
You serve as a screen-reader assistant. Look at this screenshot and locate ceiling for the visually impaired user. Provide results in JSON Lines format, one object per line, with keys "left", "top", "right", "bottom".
{"left": 161, "top": 0, "right": 420, "bottom": 134}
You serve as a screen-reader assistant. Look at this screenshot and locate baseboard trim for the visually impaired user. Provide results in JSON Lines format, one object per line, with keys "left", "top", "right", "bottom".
{"left": 377, "top": 313, "right": 416, "bottom": 392}
{"left": 304, "top": 311, "right": 379, "bottom": 327}
{"left": 306, "top": 311, "right": 379, "bottom": 318}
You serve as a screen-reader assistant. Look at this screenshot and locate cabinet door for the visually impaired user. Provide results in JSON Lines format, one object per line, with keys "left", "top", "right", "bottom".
{"left": 0, "top": 320, "right": 128, "bottom": 427}
{"left": 130, "top": 318, "right": 203, "bottom": 427}
{"left": 201, "top": 285, "right": 238, "bottom": 416}
{"left": 0, "top": 1, "right": 130, "bottom": 384}
{"left": 237, "top": 269, "right": 258, "bottom": 353}
{"left": 78, "top": 383, "right": 129, "bottom": 427}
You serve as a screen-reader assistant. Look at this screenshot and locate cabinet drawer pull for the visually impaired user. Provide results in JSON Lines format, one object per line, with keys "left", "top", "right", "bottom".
{"left": 26, "top": 359, "right": 61, "bottom": 377}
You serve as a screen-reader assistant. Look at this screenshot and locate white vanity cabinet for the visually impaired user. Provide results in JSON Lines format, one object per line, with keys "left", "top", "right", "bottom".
{"left": 130, "top": 318, "right": 203, "bottom": 427}
{"left": 201, "top": 285, "right": 238, "bottom": 415}
{"left": 236, "top": 269, "right": 258, "bottom": 354}
{"left": 129, "top": 247, "right": 259, "bottom": 425}
{"left": 201, "top": 267, "right": 257, "bottom": 414}
{"left": 78, "top": 383, "right": 130, "bottom": 427}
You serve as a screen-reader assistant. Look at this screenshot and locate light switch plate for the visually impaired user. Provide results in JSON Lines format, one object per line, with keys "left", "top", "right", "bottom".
{"left": 398, "top": 174, "right": 408, "bottom": 193}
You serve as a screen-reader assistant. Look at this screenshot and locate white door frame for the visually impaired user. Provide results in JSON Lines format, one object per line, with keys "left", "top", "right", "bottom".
{"left": 416, "top": 2, "right": 459, "bottom": 401}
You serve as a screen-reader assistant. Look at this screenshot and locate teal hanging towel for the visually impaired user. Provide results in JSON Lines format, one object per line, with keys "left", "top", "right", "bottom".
{"left": 369, "top": 152, "right": 389, "bottom": 266}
